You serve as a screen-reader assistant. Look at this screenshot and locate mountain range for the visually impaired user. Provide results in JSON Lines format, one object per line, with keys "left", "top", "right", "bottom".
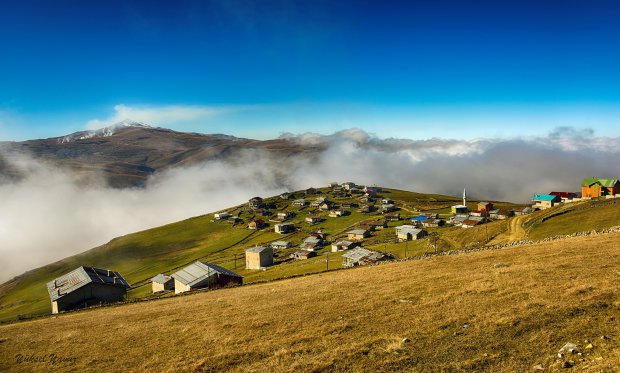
{"left": 0, "top": 120, "right": 315, "bottom": 187}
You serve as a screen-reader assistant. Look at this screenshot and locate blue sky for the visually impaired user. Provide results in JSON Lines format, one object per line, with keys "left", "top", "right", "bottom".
{"left": 1, "top": 0, "right": 620, "bottom": 140}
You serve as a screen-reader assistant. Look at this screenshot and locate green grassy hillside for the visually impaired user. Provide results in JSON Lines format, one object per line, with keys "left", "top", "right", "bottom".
{"left": 524, "top": 199, "right": 620, "bottom": 240}
{"left": 9, "top": 188, "right": 619, "bottom": 323}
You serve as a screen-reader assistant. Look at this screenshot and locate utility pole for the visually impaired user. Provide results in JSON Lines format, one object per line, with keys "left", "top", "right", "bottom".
{"left": 484, "top": 210, "right": 489, "bottom": 243}
{"left": 405, "top": 240, "right": 408, "bottom": 258}
{"left": 326, "top": 252, "right": 329, "bottom": 271}
{"left": 429, "top": 232, "right": 438, "bottom": 254}
{"left": 234, "top": 254, "right": 238, "bottom": 269}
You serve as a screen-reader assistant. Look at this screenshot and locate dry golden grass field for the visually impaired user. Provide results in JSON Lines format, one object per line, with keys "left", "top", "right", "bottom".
{"left": 1, "top": 233, "right": 620, "bottom": 372}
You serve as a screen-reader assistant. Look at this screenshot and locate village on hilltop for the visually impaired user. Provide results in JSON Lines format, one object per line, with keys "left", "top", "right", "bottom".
{"left": 46, "top": 177, "right": 620, "bottom": 315}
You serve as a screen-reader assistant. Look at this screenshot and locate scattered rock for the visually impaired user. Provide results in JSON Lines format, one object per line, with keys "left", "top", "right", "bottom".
{"left": 559, "top": 342, "right": 579, "bottom": 356}
{"left": 600, "top": 335, "right": 609, "bottom": 340}
{"left": 402, "top": 337, "right": 411, "bottom": 344}
{"left": 562, "top": 360, "right": 574, "bottom": 368}
{"left": 585, "top": 344, "right": 593, "bottom": 350}
{"left": 533, "top": 364, "right": 544, "bottom": 370}
{"left": 494, "top": 263, "right": 508, "bottom": 268}
{"left": 463, "top": 323, "right": 470, "bottom": 329}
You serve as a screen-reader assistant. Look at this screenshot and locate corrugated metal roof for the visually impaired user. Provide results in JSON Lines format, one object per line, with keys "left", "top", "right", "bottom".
{"left": 334, "top": 240, "right": 354, "bottom": 247}
{"left": 171, "top": 261, "right": 242, "bottom": 287}
{"left": 581, "top": 178, "right": 619, "bottom": 187}
{"left": 532, "top": 194, "right": 559, "bottom": 202}
{"left": 47, "top": 266, "right": 129, "bottom": 301}
{"left": 348, "top": 229, "right": 368, "bottom": 235}
{"left": 152, "top": 273, "right": 172, "bottom": 284}
{"left": 246, "top": 246, "right": 270, "bottom": 253}
{"left": 342, "top": 248, "right": 386, "bottom": 264}
{"left": 395, "top": 225, "right": 423, "bottom": 235}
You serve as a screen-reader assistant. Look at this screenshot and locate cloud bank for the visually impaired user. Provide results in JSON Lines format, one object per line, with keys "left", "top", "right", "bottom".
{"left": 85, "top": 104, "right": 254, "bottom": 130}
{"left": 1, "top": 127, "right": 619, "bottom": 282}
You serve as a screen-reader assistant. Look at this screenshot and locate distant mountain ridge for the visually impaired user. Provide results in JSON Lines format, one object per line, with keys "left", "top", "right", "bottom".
{"left": 59, "top": 119, "right": 153, "bottom": 143}
{"left": 0, "top": 120, "right": 316, "bottom": 187}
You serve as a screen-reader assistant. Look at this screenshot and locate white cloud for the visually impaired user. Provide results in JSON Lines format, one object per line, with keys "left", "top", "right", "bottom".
{"left": 85, "top": 104, "right": 254, "bottom": 130}
{"left": 1, "top": 126, "right": 620, "bottom": 282}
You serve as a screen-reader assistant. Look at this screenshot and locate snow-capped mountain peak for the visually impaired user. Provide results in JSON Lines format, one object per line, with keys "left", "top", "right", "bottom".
{"left": 59, "top": 119, "right": 152, "bottom": 143}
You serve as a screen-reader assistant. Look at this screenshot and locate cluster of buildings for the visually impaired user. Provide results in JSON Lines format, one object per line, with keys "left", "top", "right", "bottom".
{"left": 531, "top": 178, "right": 620, "bottom": 210}
{"left": 50, "top": 178, "right": 620, "bottom": 315}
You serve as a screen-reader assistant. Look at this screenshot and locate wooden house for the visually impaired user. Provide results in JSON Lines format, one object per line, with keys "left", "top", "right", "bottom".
{"left": 421, "top": 219, "right": 444, "bottom": 228}
{"left": 290, "top": 250, "right": 317, "bottom": 260}
{"left": 581, "top": 178, "right": 620, "bottom": 198}
{"left": 248, "top": 197, "right": 264, "bottom": 209}
{"left": 489, "top": 209, "right": 513, "bottom": 220}
{"left": 331, "top": 240, "right": 357, "bottom": 252}
{"left": 384, "top": 213, "right": 400, "bottom": 221}
{"left": 172, "top": 261, "right": 243, "bottom": 294}
{"left": 274, "top": 222, "right": 295, "bottom": 234}
{"left": 292, "top": 198, "right": 307, "bottom": 207}
{"left": 248, "top": 219, "right": 266, "bottom": 229}
{"left": 47, "top": 266, "right": 130, "bottom": 314}
{"left": 477, "top": 202, "right": 494, "bottom": 212}
{"left": 305, "top": 216, "right": 322, "bottom": 224}
{"left": 347, "top": 229, "right": 371, "bottom": 241}
{"left": 305, "top": 187, "right": 318, "bottom": 195}
{"left": 277, "top": 211, "right": 294, "bottom": 220}
{"left": 300, "top": 236, "right": 325, "bottom": 251}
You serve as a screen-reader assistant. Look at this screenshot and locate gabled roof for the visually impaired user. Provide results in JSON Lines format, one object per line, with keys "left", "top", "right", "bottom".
{"left": 171, "top": 261, "right": 242, "bottom": 287}
{"left": 462, "top": 219, "right": 481, "bottom": 226}
{"left": 396, "top": 225, "right": 424, "bottom": 235}
{"left": 151, "top": 273, "right": 172, "bottom": 284}
{"left": 333, "top": 240, "right": 355, "bottom": 247}
{"left": 348, "top": 229, "right": 369, "bottom": 235}
{"left": 532, "top": 194, "right": 560, "bottom": 202}
{"left": 246, "top": 246, "right": 270, "bottom": 253}
{"left": 581, "top": 178, "right": 619, "bottom": 187}
{"left": 342, "top": 248, "right": 386, "bottom": 263}
{"left": 550, "top": 191, "right": 576, "bottom": 198}
{"left": 47, "top": 266, "right": 130, "bottom": 301}
{"left": 304, "top": 236, "right": 322, "bottom": 244}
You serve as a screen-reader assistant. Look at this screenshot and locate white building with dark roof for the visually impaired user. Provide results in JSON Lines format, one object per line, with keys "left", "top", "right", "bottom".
{"left": 151, "top": 273, "right": 175, "bottom": 293}
{"left": 171, "top": 261, "right": 243, "bottom": 294}
{"left": 47, "top": 266, "right": 130, "bottom": 314}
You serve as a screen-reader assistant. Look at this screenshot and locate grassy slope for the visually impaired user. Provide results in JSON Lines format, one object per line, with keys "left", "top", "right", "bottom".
{"left": 5, "top": 188, "right": 617, "bottom": 323}
{"left": 0, "top": 187, "right": 467, "bottom": 322}
{"left": 525, "top": 199, "right": 620, "bottom": 240}
{"left": 1, "top": 233, "right": 619, "bottom": 372}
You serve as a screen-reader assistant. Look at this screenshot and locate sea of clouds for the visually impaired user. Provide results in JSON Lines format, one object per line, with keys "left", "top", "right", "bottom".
{"left": 0, "top": 126, "right": 619, "bottom": 282}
